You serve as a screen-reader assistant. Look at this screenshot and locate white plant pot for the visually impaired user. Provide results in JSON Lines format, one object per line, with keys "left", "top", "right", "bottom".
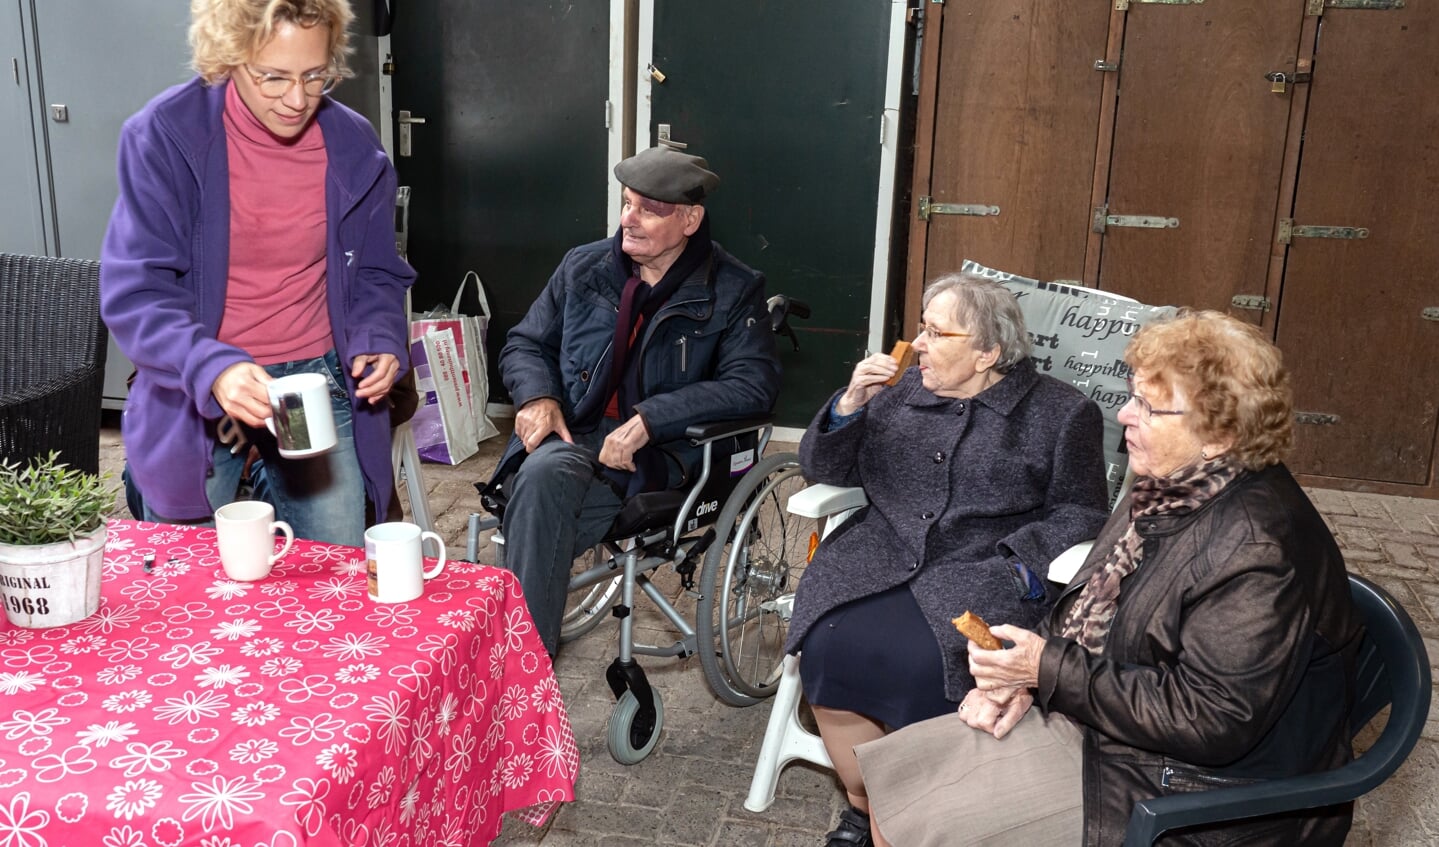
{"left": 0, "top": 526, "right": 105, "bottom": 628}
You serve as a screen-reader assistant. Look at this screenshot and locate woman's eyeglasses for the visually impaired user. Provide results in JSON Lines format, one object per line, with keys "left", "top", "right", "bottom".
{"left": 1124, "top": 375, "right": 1185, "bottom": 421}
{"left": 244, "top": 65, "right": 340, "bottom": 99}
{"left": 916, "top": 323, "right": 972, "bottom": 342}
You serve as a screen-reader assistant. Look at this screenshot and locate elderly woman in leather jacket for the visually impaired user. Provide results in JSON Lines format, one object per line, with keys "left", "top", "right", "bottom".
{"left": 786, "top": 273, "right": 1110, "bottom": 847}
{"left": 853, "top": 310, "right": 1364, "bottom": 847}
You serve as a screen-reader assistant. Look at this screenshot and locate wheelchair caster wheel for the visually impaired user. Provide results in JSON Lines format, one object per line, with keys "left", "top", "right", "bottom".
{"left": 607, "top": 689, "right": 664, "bottom": 764}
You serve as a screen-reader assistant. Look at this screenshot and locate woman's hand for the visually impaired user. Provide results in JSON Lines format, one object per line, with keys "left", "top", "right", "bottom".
{"left": 968, "top": 624, "right": 1045, "bottom": 694}
{"left": 211, "top": 362, "right": 273, "bottom": 427}
{"left": 351, "top": 353, "right": 400, "bottom": 403}
{"left": 835, "top": 352, "right": 900, "bottom": 416}
{"left": 958, "top": 688, "right": 1034, "bottom": 739}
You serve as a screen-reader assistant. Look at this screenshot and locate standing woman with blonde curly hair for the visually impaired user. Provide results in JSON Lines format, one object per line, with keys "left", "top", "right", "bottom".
{"left": 101, "top": 0, "right": 414, "bottom": 545}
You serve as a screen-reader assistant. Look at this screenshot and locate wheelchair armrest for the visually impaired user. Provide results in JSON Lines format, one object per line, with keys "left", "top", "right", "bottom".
{"left": 684, "top": 417, "right": 774, "bottom": 444}
{"left": 787, "top": 484, "right": 868, "bottom": 519}
{"left": 1047, "top": 541, "right": 1093, "bottom": 585}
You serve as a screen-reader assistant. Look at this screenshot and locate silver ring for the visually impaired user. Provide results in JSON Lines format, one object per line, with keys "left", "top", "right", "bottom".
{"left": 959, "top": 703, "right": 967, "bottom": 712}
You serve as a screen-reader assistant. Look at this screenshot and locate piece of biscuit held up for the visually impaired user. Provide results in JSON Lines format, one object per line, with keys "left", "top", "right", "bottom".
{"left": 886, "top": 340, "right": 917, "bottom": 386}
{"left": 952, "top": 610, "right": 1003, "bottom": 651}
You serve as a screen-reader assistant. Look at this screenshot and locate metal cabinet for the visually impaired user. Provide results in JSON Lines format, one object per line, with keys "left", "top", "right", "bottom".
{"left": 2, "top": 0, "right": 190, "bottom": 408}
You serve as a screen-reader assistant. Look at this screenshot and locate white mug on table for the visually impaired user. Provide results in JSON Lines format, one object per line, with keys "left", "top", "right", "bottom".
{"left": 215, "top": 501, "right": 294, "bottom": 581}
{"left": 265, "top": 372, "right": 337, "bottom": 458}
{"left": 366, "top": 522, "right": 447, "bottom": 603}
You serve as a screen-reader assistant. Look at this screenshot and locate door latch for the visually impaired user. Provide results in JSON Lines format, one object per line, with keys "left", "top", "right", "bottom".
{"left": 1264, "top": 71, "right": 1312, "bottom": 93}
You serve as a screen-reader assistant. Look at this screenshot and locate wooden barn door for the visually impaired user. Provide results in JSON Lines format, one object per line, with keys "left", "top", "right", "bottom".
{"left": 1094, "top": 1, "right": 1303, "bottom": 314}
{"left": 912, "top": 0, "right": 1110, "bottom": 296}
{"left": 1277, "top": 2, "right": 1439, "bottom": 485}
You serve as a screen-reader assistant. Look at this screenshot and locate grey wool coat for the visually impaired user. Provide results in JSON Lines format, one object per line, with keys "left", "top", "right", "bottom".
{"left": 785, "top": 359, "right": 1110, "bottom": 701}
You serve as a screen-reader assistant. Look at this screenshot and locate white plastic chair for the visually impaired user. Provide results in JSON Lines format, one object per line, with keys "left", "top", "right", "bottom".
{"left": 390, "top": 276, "right": 435, "bottom": 534}
{"left": 391, "top": 421, "right": 435, "bottom": 534}
{"left": 743, "top": 470, "right": 1134, "bottom": 813}
{"left": 741, "top": 484, "right": 864, "bottom": 812}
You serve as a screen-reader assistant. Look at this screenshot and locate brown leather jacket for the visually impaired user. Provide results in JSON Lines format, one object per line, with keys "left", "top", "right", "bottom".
{"left": 1036, "top": 463, "right": 1363, "bottom": 846}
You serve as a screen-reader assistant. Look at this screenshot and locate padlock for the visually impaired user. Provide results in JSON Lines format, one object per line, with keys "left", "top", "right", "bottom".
{"left": 1271, "top": 75, "right": 1286, "bottom": 94}
{"left": 649, "top": 63, "right": 666, "bottom": 84}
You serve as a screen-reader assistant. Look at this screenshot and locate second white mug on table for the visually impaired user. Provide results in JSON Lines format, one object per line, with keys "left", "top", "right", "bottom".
{"left": 366, "top": 522, "right": 447, "bottom": 603}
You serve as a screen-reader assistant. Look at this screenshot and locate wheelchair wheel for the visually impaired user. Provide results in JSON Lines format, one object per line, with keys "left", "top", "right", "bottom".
{"left": 696, "top": 452, "right": 813, "bottom": 706}
{"left": 559, "top": 545, "right": 622, "bottom": 643}
{"left": 607, "top": 689, "right": 664, "bottom": 764}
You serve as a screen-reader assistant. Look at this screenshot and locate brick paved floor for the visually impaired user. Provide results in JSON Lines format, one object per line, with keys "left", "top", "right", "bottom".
{"left": 100, "top": 418, "right": 1439, "bottom": 846}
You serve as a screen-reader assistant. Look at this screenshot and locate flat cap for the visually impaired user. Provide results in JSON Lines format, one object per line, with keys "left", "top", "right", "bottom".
{"left": 614, "top": 145, "right": 720, "bottom": 204}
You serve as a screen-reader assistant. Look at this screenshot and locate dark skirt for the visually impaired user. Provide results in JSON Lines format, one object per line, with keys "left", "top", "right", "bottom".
{"left": 798, "top": 583, "right": 955, "bottom": 729}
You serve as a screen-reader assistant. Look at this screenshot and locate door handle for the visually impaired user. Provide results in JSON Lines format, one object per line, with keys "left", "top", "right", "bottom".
{"left": 656, "top": 123, "right": 688, "bottom": 150}
{"left": 397, "top": 110, "right": 427, "bottom": 157}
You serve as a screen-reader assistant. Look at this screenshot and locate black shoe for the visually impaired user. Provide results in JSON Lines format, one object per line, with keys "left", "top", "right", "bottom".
{"left": 824, "top": 807, "right": 872, "bottom": 847}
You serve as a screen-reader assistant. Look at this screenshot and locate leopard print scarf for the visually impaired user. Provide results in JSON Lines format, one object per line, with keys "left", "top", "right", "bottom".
{"left": 1059, "top": 457, "right": 1242, "bottom": 652}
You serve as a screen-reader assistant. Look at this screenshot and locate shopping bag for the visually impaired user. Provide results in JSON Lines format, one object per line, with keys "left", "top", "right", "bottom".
{"left": 409, "top": 271, "right": 500, "bottom": 443}
{"left": 409, "top": 327, "right": 479, "bottom": 465}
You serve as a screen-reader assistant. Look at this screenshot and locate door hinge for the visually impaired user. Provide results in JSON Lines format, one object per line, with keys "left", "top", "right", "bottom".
{"left": 1116, "top": 0, "right": 1205, "bottom": 9}
{"left": 1421, "top": 307, "right": 1439, "bottom": 322}
{"left": 1095, "top": 59, "right": 1120, "bottom": 72}
{"left": 1276, "top": 218, "right": 1370, "bottom": 245}
{"left": 1295, "top": 411, "right": 1341, "bottom": 426}
{"left": 1091, "top": 206, "right": 1180, "bottom": 233}
{"left": 918, "top": 197, "right": 1000, "bottom": 221}
{"left": 1230, "top": 295, "right": 1272, "bottom": 313}
{"left": 1310, "top": 0, "right": 1405, "bottom": 13}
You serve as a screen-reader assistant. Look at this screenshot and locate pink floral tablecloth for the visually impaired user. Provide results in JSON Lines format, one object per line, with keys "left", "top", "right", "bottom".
{"left": 0, "top": 520, "right": 578, "bottom": 847}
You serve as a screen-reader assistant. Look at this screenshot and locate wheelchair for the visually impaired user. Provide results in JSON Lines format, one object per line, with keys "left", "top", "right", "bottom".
{"left": 479, "top": 296, "right": 817, "bottom": 764}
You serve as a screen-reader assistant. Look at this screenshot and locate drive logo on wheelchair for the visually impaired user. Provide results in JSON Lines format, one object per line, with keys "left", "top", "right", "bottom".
{"left": 696, "top": 499, "right": 719, "bottom": 517}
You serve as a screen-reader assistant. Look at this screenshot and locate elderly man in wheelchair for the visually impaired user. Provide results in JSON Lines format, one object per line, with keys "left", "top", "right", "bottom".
{"left": 480, "top": 145, "right": 803, "bottom": 762}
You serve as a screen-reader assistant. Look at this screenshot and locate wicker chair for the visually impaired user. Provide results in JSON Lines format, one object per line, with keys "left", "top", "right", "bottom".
{"left": 0, "top": 253, "right": 108, "bottom": 475}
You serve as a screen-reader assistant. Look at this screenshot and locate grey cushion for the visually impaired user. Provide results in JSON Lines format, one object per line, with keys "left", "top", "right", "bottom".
{"left": 960, "top": 260, "right": 1177, "bottom": 506}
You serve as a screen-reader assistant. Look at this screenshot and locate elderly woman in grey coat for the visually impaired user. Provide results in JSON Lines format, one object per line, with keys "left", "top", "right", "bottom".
{"left": 786, "top": 273, "right": 1109, "bottom": 847}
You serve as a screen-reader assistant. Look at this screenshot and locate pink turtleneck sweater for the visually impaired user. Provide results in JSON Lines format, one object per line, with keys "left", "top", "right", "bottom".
{"left": 217, "top": 81, "right": 333, "bottom": 365}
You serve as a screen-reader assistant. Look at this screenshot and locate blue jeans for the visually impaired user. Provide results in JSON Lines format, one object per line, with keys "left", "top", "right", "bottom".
{"left": 502, "top": 435, "right": 624, "bottom": 655}
{"left": 140, "top": 350, "right": 366, "bottom": 547}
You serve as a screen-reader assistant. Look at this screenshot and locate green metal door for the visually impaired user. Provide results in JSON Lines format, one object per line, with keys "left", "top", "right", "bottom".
{"left": 646, "top": 0, "right": 894, "bottom": 428}
{"left": 390, "top": 1, "right": 613, "bottom": 401}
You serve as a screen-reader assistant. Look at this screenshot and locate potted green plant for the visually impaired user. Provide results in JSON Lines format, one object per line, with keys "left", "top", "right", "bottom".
{"left": 0, "top": 452, "right": 115, "bottom": 627}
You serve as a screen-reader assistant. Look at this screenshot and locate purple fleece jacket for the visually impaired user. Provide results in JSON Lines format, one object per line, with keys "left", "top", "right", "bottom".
{"left": 100, "top": 78, "right": 415, "bottom": 520}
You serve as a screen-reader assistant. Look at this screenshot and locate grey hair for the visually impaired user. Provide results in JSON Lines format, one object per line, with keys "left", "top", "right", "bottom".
{"left": 921, "top": 272, "right": 1032, "bottom": 372}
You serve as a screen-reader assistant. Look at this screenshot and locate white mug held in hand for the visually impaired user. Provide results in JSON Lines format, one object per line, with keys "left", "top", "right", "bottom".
{"left": 366, "top": 522, "right": 447, "bottom": 603}
{"left": 265, "top": 372, "right": 338, "bottom": 458}
{"left": 215, "top": 501, "right": 294, "bottom": 581}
